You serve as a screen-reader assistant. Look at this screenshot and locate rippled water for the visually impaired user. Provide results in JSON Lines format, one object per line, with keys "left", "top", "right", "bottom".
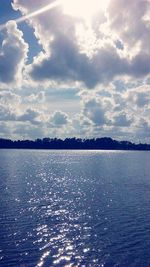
{"left": 0, "top": 150, "right": 150, "bottom": 266}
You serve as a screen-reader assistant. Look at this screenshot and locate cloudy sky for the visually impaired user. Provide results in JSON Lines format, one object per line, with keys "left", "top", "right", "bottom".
{"left": 0, "top": 0, "right": 150, "bottom": 141}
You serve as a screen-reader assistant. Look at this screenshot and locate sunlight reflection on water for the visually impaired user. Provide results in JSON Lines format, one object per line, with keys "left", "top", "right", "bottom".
{"left": 1, "top": 150, "right": 150, "bottom": 266}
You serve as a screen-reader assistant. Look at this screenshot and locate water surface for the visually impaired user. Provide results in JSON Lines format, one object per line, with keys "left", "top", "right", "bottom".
{"left": 0, "top": 150, "right": 150, "bottom": 267}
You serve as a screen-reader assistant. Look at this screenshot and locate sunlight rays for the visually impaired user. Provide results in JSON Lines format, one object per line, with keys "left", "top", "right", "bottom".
{"left": 0, "top": 0, "right": 110, "bottom": 31}
{"left": 0, "top": 0, "right": 61, "bottom": 30}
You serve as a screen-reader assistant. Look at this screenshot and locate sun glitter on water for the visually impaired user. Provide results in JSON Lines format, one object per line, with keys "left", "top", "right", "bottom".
{"left": 61, "top": 0, "right": 110, "bottom": 21}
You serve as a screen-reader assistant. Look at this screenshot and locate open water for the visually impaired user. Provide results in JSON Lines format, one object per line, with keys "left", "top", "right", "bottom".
{"left": 0, "top": 149, "right": 150, "bottom": 267}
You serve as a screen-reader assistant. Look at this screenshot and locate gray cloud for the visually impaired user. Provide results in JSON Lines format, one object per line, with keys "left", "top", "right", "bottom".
{"left": 0, "top": 105, "right": 16, "bottom": 121}
{"left": 125, "top": 85, "right": 150, "bottom": 108}
{"left": 12, "top": 0, "right": 150, "bottom": 88}
{"left": 0, "top": 0, "right": 150, "bottom": 142}
{"left": 49, "top": 110, "right": 69, "bottom": 127}
{"left": 83, "top": 99, "right": 107, "bottom": 125}
{"left": 0, "top": 122, "right": 11, "bottom": 137}
{"left": 18, "top": 108, "right": 41, "bottom": 124}
{"left": 112, "top": 112, "right": 132, "bottom": 127}
{"left": 0, "top": 90, "right": 21, "bottom": 104}
{"left": 108, "top": 0, "right": 150, "bottom": 51}
{"left": 13, "top": 123, "right": 45, "bottom": 139}
{"left": 0, "top": 21, "right": 28, "bottom": 85}
{"left": 31, "top": 40, "right": 130, "bottom": 88}
{"left": 0, "top": 97, "right": 42, "bottom": 125}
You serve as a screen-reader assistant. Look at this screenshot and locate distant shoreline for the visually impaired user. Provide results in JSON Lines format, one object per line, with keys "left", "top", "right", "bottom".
{"left": 0, "top": 137, "right": 150, "bottom": 151}
{"left": 1, "top": 148, "right": 150, "bottom": 152}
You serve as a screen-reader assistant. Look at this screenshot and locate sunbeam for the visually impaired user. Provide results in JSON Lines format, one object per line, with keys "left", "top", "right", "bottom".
{"left": 0, "top": 0, "right": 110, "bottom": 31}
{"left": 0, "top": 0, "right": 61, "bottom": 31}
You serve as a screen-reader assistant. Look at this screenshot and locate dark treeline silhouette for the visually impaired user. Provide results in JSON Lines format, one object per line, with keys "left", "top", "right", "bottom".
{"left": 0, "top": 137, "right": 150, "bottom": 150}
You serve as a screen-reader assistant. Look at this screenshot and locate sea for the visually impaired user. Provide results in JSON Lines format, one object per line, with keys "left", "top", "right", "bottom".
{"left": 0, "top": 149, "right": 150, "bottom": 267}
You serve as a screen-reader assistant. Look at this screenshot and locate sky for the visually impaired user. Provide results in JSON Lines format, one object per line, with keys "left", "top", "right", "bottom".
{"left": 0, "top": 0, "right": 150, "bottom": 142}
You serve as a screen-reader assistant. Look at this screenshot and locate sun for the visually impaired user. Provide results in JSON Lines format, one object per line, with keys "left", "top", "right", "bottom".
{"left": 61, "top": 0, "right": 109, "bottom": 21}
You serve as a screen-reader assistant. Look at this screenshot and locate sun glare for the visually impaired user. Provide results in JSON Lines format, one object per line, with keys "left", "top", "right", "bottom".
{"left": 61, "top": 0, "right": 109, "bottom": 21}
